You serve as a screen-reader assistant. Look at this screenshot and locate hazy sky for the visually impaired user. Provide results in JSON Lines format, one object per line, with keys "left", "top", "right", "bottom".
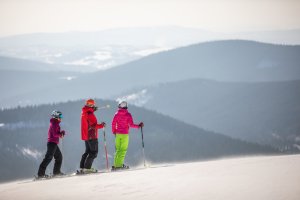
{"left": 0, "top": 0, "right": 299, "bottom": 37}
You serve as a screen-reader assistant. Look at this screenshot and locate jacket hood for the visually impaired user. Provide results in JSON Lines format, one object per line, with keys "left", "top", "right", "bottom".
{"left": 50, "top": 118, "right": 60, "bottom": 124}
{"left": 82, "top": 106, "right": 95, "bottom": 113}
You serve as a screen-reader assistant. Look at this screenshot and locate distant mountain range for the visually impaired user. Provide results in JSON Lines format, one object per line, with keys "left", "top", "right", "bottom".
{"left": 1, "top": 26, "right": 299, "bottom": 47}
{"left": 0, "top": 26, "right": 217, "bottom": 47}
{"left": 0, "top": 26, "right": 218, "bottom": 72}
{"left": 0, "top": 56, "right": 84, "bottom": 71}
{"left": 0, "top": 99, "right": 278, "bottom": 183}
{"left": 115, "top": 79, "right": 300, "bottom": 152}
{"left": 0, "top": 26, "right": 299, "bottom": 72}
{"left": 0, "top": 56, "right": 82, "bottom": 105}
{"left": 0, "top": 45, "right": 156, "bottom": 72}
{"left": 0, "top": 40, "right": 299, "bottom": 108}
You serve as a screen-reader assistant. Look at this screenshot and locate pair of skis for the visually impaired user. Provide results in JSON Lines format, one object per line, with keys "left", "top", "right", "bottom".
{"left": 33, "top": 164, "right": 145, "bottom": 181}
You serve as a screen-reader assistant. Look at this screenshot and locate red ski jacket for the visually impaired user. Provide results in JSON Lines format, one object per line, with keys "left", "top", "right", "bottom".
{"left": 81, "top": 106, "right": 104, "bottom": 140}
{"left": 111, "top": 108, "right": 139, "bottom": 134}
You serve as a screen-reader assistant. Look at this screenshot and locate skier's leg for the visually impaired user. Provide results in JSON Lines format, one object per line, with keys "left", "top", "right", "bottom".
{"left": 53, "top": 146, "right": 63, "bottom": 175}
{"left": 114, "top": 134, "right": 122, "bottom": 167}
{"left": 38, "top": 142, "right": 56, "bottom": 176}
{"left": 118, "top": 134, "right": 129, "bottom": 167}
{"left": 115, "top": 134, "right": 129, "bottom": 168}
{"left": 80, "top": 141, "right": 89, "bottom": 169}
{"left": 84, "top": 139, "right": 98, "bottom": 169}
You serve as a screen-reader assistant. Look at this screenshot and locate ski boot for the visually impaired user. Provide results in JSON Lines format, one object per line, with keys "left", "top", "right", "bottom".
{"left": 121, "top": 164, "right": 130, "bottom": 170}
{"left": 83, "top": 167, "right": 98, "bottom": 174}
{"left": 76, "top": 168, "right": 84, "bottom": 175}
{"left": 53, "top": 172, "right": 65, "bottom": 177}
{"left": 112, "top": 164, "right": 129, "bottom": 171}
{"left": 36, "top": 174, "right": 51, "bottom": 180}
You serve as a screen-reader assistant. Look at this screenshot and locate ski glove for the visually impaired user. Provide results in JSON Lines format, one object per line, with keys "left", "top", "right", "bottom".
{"left": 101, "top": 122, "right": 106, "bottom": 127}
{"left": 60, "top": 130, "right": 66, "bottom": 138}
{"left": 139, "top": 122, "right": 144, "bottom": 128}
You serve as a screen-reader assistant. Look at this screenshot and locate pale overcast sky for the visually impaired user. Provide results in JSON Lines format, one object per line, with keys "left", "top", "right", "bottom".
{"left": 0, "top": 0, "right": 299, "bottom": 37}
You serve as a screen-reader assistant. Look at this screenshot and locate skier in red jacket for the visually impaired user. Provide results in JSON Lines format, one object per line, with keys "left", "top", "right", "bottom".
{"left": 111, "top": 101, "right": 144, "bottom": 170}
{"left": 79, "top": 99, "right": 106, "bottom": 173}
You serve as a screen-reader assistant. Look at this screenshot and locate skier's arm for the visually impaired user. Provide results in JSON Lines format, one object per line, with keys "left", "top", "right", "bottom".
{"left": 87, "top": 112, "right": 99, "bottom": 130}
{"left": 128, "top": 113, "right": 140, "bottom": 129}
{"left": 111, "top": 115, "right": 117, "bottom": 134}
{"left": 59, "top": 130, "right": 66, "bottom": 138}
{"left": 52, "top": 124, "right": 64, "bottom": 138}
{"left": 96, "top": 122, "right": 106, "bottom": 129}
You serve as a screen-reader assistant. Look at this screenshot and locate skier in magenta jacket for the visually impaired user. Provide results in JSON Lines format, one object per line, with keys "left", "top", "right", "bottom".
{"left": 111, "top": 101, "right": 144, "bottom": 170}
{"left": 37, "top": 110, "right": 66, "bottom": 178}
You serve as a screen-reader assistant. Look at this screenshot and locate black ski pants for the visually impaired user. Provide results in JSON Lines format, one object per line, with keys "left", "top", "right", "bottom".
{"left": 38, "top": 142, "right": 62, "bottom": 176}
{"left": 80, "top": 139, "right": 98, "bottom": 169}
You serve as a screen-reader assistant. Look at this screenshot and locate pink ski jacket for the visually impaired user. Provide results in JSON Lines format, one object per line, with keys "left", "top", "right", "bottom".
{"left": 48, "top": 118, "right": 63, "bottom": 144}
{"left": 111, "top": 108, "right": 139, "bottom": 134}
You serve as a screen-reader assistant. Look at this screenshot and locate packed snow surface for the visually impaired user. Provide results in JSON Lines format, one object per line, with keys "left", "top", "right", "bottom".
{"left": 0, "top": 155, "right": 299, "bottom": 200}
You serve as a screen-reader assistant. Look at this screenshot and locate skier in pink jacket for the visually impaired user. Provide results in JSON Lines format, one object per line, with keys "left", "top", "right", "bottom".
{"left": 37, "top": 110, "right": 66, "bottom": 178}
{"left": 111, "top": 101, "right": 144, "bottom": 170}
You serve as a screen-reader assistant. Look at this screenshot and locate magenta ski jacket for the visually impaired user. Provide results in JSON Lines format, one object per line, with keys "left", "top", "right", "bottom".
{"left": 112, "top": 109, "right": 139, "bottom": 134}
{"left": 48, "top": 118, "right": 63, "bottom": 144}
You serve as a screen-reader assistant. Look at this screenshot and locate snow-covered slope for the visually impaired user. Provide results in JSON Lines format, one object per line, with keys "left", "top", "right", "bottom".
{"left": 1, "top": 155, "right": 299, "bottom": 200}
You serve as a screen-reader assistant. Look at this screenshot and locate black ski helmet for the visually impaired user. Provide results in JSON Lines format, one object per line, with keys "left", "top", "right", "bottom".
{"left": 51, "top": 110, "right": 63, "bottom": 119}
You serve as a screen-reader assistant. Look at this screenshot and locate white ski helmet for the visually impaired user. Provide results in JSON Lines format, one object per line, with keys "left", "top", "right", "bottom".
{"left": 118, "top": 101, "right": 128, "bottom": 109}
{"left": 51, "top": 110, "right": 63, "bottom": 119}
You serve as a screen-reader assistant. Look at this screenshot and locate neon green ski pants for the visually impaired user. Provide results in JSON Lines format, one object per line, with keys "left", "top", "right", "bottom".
{"left": 114, "top": 134, "right": 129, "bottom": 167}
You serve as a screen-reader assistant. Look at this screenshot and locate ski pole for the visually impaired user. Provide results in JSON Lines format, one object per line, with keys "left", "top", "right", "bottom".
{"left": 98, "top": 105, "right": 111, "bottom": 110}
{"left": 60, "top": 132, "right": 67, "bottom": 172}
{"left": 103, "top": 127, "right": 109, "bottom": 171}
{"left": 61, "top": 137, "right": 64, "bottom": 172}
{"left": 141, "top": 127, "right": 146, "bottom": 167}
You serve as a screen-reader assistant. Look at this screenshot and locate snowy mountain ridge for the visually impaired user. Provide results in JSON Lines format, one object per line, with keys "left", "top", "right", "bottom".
{"left": 1, "top": 40, "right": 299, "bottom": 108}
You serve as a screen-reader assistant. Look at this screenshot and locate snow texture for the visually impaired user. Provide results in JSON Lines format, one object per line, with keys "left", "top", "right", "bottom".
{"left": 0, "top": 155, "right": 299, "bottom": 200}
